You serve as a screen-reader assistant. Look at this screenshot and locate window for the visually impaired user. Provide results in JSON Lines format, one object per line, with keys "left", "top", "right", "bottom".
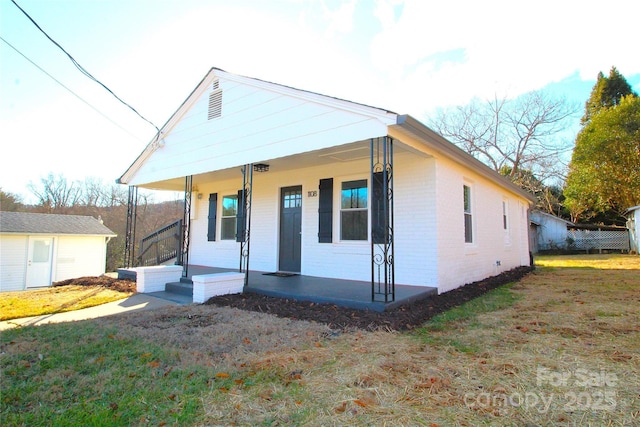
{"left": 463, "top": 185, "right": 473, "bottom": 243}
{"left": 341, "top": 179, "right": 368, "bottom": 240}
{"left": 502, "top": 200, "right": 508, "bottom": 230}
{"left": 283, "top": 189, "right": 302, "bottom": 208}
{"left": 221, "top": 195, "right": 238, "bottom": 240}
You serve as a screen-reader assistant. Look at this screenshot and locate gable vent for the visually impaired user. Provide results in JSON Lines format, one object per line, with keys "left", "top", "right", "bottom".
{"left": 212, "top": 80, "right": 219, "bottom": 91}
{"left": 208, "top": 86, "right": 222, "bottom": 120}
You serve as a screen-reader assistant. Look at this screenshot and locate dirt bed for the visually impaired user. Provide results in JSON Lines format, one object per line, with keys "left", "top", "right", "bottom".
{"left": 53, "top": 276, "right": 136, "bottom": 293}
{"left": 207, "top": 266, "right": 533, "bottom": 331}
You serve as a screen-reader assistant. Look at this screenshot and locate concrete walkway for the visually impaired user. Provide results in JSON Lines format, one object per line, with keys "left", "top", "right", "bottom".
{"left": 0, "top": 293, "right": 188, "bottom": 331}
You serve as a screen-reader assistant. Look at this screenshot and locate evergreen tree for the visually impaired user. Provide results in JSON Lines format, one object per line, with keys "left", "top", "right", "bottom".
{"left": 565, "top": 95, "right": 640, "bottom": 222}
{"left": 581, "top": 66, "right": 637, "bottom": 125}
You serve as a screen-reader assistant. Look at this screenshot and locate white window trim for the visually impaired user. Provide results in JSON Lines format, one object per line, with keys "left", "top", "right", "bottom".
{"left": 502, "top": 199, "right": 509, "bottom": 232}
{"left": 220, "top": 194, "right": 238, "bottom": 241}
{"left": 503, "top": 198, "right": 512, "bottom": 246}
{"left": 463, "top": 183, "right": 474, "bottom": 245}
{"left": 338, "top": 177, "right": 370, "bottom": 243}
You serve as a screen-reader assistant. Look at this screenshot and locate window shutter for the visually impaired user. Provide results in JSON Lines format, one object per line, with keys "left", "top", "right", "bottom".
{"left": 318, "top": 178, "right": 333, "bottom": 243}
{"left": 207, "top": 193, "right": 217, "bottom": 241}
{"left": 236, "top": 189, "right": 246, "bottom": 242}
{"left": 372, "top": 172, "right": 388, "bottom": 244}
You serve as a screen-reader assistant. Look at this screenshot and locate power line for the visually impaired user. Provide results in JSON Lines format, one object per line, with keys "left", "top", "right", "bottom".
{"left": 1, "top": 36, "right": 144, "bottom": 142}
{"left": 10, "top": 0, "right": 161, "bottom": 134}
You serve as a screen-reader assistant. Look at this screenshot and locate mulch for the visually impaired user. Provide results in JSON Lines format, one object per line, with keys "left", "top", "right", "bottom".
{"left": 206, "top": 266, "right": 533, "bottom": 331}
{"left": 52, "top": 276, "right": 137, "bottom": 294}
{"left": 51, "top": 267, "right": 532, "bottom": 331}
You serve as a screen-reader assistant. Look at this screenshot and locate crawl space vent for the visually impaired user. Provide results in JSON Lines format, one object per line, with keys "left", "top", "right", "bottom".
{"left": 208, "top": 81, "right": 222, "bottom": 120}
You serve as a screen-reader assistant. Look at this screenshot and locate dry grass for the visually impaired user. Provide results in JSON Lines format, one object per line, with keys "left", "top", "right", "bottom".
{"left": 98, "top": 304, "right": 334, "bottom": 371}
{"left": 195, "top": 255, "right": 639, "bottom": 426}
{"left": 535, "top": 253, "right": 640, "bottom": 270}
{"left": 2, "top": 254, "right": 638, "bottom": 426}
{"left": 0, "top": 285, "right": 132, "bottom": 321}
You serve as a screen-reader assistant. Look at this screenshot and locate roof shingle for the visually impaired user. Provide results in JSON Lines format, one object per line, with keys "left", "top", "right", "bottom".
{"left": 0, "top": 212, "right": 116, "bottom": 236}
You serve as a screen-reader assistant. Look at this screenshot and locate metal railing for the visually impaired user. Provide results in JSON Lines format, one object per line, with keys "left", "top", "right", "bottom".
{"left": 137, "top": 220, "right": 182, "bottom": 266}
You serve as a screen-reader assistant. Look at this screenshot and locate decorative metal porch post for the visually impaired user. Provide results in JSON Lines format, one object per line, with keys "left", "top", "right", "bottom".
{"left": 371, "top": 136, "right": 395, "bottom": 302}
{"left": 238, "top": 164, "right": 253, "bottom": 286}
{"left": 123, "top": 185, "right": 138, "bottom": 268}
{"left": 180, "top": 175, "right": 193, "bottom": 278}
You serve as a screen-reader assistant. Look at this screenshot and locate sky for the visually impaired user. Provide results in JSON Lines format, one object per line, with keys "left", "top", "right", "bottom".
{"left": 1, "top": 0, "right": 639, "bottom": 204}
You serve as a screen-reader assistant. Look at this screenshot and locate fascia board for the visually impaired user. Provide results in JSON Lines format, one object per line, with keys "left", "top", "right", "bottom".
{"left": 117, "top": 68, "right": 219, "bottom": 185}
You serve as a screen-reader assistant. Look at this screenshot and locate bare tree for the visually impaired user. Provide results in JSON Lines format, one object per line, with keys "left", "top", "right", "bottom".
{"left": 28, "top": 173, "right": 82, "bottom": 213}
{"left": 430, "top": 91, "right": 578, "bottom": 185}
{"left": 80, "top": 177, "right": 128, "bottom": 208}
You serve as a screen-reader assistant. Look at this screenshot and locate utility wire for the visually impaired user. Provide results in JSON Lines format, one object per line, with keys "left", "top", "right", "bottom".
{"left": 1, "top": 36, "right": 144, "bottom": 142}
{"left": 10, "top": 0, "right": 161, "bottom": 134}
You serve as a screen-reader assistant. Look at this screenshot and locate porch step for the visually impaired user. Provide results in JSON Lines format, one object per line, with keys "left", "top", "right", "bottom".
{"left": 165, "top": 281, "right": 193, "bottom": 296}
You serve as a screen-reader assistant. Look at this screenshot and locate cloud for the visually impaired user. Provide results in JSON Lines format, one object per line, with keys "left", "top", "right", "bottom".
{"left": 369, "top": 0, "right": 640, "bottom": 111}
{"left": 320, "top": 0, "right": 358, "bottom": 37}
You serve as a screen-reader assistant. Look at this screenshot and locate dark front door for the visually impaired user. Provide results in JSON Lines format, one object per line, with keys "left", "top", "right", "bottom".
{"left": 279, "top": 186, "right": 302, "bottom": 272}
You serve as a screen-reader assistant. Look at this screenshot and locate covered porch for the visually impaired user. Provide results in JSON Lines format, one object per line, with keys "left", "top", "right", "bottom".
{"left": 154, "top": 265, "right": 437, "bottom": 312}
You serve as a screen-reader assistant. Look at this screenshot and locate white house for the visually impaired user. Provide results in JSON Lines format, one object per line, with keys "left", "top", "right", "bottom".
{"left": 0, "top": 212, "right": 116, "bottom": 291}
{"left": 626, "top": 206, "right": 640, "bottom": 254}
{"left": 529, "top": 210, "right": 574, "bottom": 252}
{"left": 118, "top": 68, "right": 534, "bottom": 298}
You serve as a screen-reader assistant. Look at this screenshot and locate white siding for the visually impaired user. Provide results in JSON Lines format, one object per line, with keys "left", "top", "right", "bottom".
{"left": 435, "top": 155, "right": 531, "bottom": 293}
{"left": 187, "top": 151, "right": 439, "bottom": 287}
{"left": 129, "top": 76, "right": 394, "bottom": 186}
{"left": 0, "top": 235, "right": 28, "bottom": 292}
{"left": 631, "top": 209, "right": 640, "bottom": 253}
{"left": 53, "top": 236, "right": 108, "bottom": 282}
{"left": 531, "top": 211, "right": 571, "bottom": 250}
{"left": 186, "top": 147, "right": 530, "bottom": 292}
{"left": 0, "top": 234, "right": 108, "bottom": 291}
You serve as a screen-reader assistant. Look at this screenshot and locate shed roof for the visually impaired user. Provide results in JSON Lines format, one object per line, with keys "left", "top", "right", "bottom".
{"left": 626, "top": 205, "right": 640, "bottom": 214}
{"left": 530, "top": 210, "right": 574, "bottom": 226}
{"left": 0, "top": 212, "right": 116, "bottom": 236}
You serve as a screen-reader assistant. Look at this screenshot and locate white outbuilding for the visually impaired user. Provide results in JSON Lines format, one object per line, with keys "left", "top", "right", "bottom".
{"left": 0, "top": 212, "right": 116, "bottom": 291}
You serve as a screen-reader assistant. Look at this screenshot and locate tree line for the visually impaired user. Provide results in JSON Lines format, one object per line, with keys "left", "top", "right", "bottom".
{"left": 431, "top": 66, "right": 638, "bottom": 226}
{"left": 1, "top": 174, "right": 184, "bottom": 272}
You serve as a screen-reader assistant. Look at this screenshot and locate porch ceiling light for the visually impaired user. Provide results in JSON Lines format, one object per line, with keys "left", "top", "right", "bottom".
{"left": 253, "top": 163, "right": 270, "bottom": 172}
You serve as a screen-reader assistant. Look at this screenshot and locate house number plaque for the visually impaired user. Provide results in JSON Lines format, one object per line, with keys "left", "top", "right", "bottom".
{"left": 307, "top": 191, "right": 318, "bottom": 197}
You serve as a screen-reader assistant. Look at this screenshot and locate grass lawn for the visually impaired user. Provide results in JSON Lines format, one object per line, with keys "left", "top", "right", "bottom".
{"left": 0, "top": 285, "right": 133, "bottom": 321}
{"left": 1, "top": 254, "right": 638, "bottom": 426}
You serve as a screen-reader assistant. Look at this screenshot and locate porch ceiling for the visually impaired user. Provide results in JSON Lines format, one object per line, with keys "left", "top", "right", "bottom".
{"left": 136, "top": 138, "right": 427, "bottom": 192}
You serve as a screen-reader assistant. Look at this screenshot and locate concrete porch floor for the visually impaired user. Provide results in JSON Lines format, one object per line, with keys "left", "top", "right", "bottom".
{"left": 171, "top": 265, "right": 437, "bottom": 312}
